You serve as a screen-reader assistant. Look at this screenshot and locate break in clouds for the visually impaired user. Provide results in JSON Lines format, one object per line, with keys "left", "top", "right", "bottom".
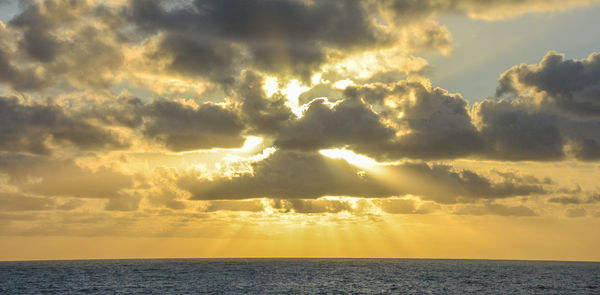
{"left": 0, "top": 0, "right": 600, "bottom": 236}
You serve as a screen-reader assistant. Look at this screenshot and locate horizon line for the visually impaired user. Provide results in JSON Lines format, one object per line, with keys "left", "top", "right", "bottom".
{"left": 2, "top": 257, "right": 599, "bottom": 263}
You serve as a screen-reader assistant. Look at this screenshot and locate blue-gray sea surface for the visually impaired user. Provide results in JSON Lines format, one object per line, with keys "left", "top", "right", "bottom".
{"left": 0, "top": 259, "right": 599, "bottom": 294}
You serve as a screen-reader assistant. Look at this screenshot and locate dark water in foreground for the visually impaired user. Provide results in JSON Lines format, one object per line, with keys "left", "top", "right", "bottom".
{"left": 0, "top": 259, "right": 599, "bottom": 294}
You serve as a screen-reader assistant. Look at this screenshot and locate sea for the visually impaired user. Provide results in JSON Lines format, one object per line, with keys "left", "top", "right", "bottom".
{"left": 0, "top": 259, "right": 598, "bottom": 294}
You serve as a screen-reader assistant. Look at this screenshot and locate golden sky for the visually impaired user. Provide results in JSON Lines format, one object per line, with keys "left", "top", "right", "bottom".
{"left": 1, "top": 0, "right": 600, "bottom": 261}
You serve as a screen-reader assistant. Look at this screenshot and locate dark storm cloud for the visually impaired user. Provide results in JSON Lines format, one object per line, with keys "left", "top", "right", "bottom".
{"left": 180, "top": 150, "right": 549, "bottom": 203}
{"left": 143, "top": 99, "right": 246, "bottom": 151}
{"left": 0, "top": 95, "right": 125, "bottom": 155}
{"left": 0, "top": 154, "right": 133, "bottom": 199}
{"left": 126, "top": 0, "right": 392, "bottom": 81}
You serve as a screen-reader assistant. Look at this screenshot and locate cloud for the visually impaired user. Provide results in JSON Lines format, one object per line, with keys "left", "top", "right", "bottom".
{"left": 473, "top": 99, "right": 565, "bottom": 161}
{"left": 0, "top": 154, "right": 133, "bottom": 199}
{"left": 203, "top": 199, "right": 266, "bottom": 213}
{"left": 275, "top": 81, "right": 483, "bottom": 159}
{"left": 275, "top": 97, "right": 395, "bottom": 151}
{"left": 566, "top": 207, "right": 587, "bottom": 218}
{"left": 454, "top": 203, "right": 537, "bottom": 216}
{"left": 0, "top": 192, "right": 55, "bottom": 211}
{"left": 126, "top": 0, "right": 394, "bottom": 82}
{"left": 151, "top": 33, "right": 244, "bottom": 85}
{"left": 408, "top": 21, "right": 452, "bottom": 54}
{"left": 0, "top": 95, "right": 126, "bottom": 155}
{"left": 292, "top": 52, "right": 598, "bottom": 162}
{"left": 4, "top": 49, "right": 596, "bottom": 163}
{"left": 5, "top": 0, "right": 125, "bottom": 90}
{"left": 379, "top": 0, "right": 598, "bottom": 21}
{"left": 0, "top": 22, "right": 48, "bottom": 90}
{"left": 359, "top": 82, "right": 482, "bottom": 159}
{"left": 143, "top": 99, "right": 246, "bottom": 151}
{"left": 385, "top": 162, "right": 548, "bottom": 204}
{"left": 273, "top": 199, "right": 356, "bottom": 214}
{"left": 194, "top": 197, "right": 440, "bottom": 215}
{"left": 561, "top": 119, "right": 600, "bottom": 161}
{"left": 491, "top": 52, "right": 600, "bottom": 160}
{"left": 78, "top": 95, "right": 145, "bottom": 129}
{"left": 297, "top": 83, "right": 345, "bottom": 106}
{"left": 497, "top": 51, "right": 600, "bottom": 117}
{"left": 0, "top": 0, "right": 599, "bottom": 234}
{"left": 377, "top": 198, "right": 440, "bottom": 214}
{"left": 67, "top": 94, "right": 248, "bottom": 152}
{"left": 0, "top": 192, "right": 84, "bottom": 211}
{"left": 105, "top": 194, "right": 141, "bottom": 211}
{"left": 180, "top": 150, "right": 393, "bottom": 200}
{"left": 548, "top": 193, "right": 600, "bottom": 205}
{"left": 232, "top": 71, "right": 294, "bottom": 135}
{"left": 0, "top": 0, "right": 594, "bottom": 93}
{"left": 180, "top": 150, "right": 549, "bottom": 203}
{"left": 548, "top": 196, "right": 582, "bottom": 205}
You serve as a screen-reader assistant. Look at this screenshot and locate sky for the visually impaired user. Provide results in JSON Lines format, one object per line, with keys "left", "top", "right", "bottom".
{"left": 0, "top": 0, "right": 600, "bottom": 261}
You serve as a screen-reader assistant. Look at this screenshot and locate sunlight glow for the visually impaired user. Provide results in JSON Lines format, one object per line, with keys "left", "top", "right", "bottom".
{"left": 241, "top": 136, "right": 264, "bottom": 151}
{"left": 263, "top": 76, "right": 278, "bottom": 97}
{"left": 332, "top": 79, "right": 355, "bottom": 90}
{"left": 282, "top": 79, "right": 309, "bottom": 117}
{"left": 319, "top": 148, "right": 379, "bottom": 168}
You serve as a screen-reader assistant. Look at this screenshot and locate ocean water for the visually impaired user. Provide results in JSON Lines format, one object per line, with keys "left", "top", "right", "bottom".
{"left": 0, "top": 259, "right": 598, "bottom": 294}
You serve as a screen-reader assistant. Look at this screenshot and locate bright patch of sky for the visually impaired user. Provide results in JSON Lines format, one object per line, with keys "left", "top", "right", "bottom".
{"left": 0, "top": 1, "right": 18, "bottom": 23}
{"left": 425, "top": 5, "right": 600, "bottom": 103}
